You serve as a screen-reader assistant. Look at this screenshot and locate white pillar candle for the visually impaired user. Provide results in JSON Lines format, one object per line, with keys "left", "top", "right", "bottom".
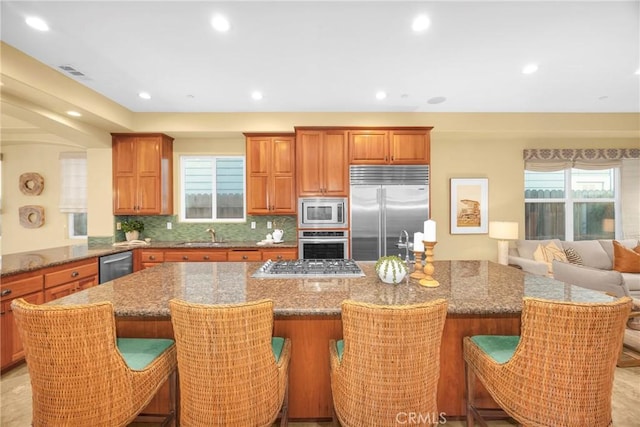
{"left": 413, "top": 232, "right": 424, "bottom": 252}
{"left": 424, "top": 219, "right": 436, "bottom": 242}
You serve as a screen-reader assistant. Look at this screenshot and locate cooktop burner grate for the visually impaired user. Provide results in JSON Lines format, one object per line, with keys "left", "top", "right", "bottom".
{"left": 253, "top": 259, "right": 365, "bottom": 278}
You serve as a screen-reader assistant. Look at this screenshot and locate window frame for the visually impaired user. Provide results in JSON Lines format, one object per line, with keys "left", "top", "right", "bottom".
{"left": 524, "top": 167, "right": 620, "bottom": 241}
{"left": 179, "top": 155, "right": 247, "bottom": 223}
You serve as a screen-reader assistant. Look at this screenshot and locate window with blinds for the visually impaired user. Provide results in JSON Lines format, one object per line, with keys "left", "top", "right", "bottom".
{"left": 180, "top": 156, "right": 245, "bottom": 222}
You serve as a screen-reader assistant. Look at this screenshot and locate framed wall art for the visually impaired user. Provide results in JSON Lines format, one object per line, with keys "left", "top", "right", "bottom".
{"left": 450, "top": 178, "right": 488, "bottom": 234}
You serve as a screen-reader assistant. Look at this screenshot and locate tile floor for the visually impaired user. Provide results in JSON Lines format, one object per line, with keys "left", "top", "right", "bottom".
{"left": 2, "top": 363, "right": 639, "bottom": 426}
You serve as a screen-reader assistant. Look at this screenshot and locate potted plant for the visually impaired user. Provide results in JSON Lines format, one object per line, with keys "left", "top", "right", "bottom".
{"left": 121, "top": 219, "right": 144, "bottom": 241}
{"left": 375, "top": 255, "right": 408, "bottom": 284}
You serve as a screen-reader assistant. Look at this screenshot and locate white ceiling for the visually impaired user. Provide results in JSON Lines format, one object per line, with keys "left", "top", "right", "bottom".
{"left": 1, "top": 0, "right": 639, "bottom": 114}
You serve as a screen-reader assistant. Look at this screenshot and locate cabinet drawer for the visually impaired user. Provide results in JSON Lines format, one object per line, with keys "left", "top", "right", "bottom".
{"left": 227, "top": 250, "right": 262, "bottom": 262}
{"left": 44, "top": 263, "right": 98, "bottom": 288}
{"left": 140, "top": 251, "right": 165, "bottom": 262}
{"left": 165, "top": 251, "right": 227, "bottom": 262}
{"left": 261, "top": 248, "right": 298, "bottom": 261}
{"left": 1, "top": 276, "right": 44, "bottom": 301}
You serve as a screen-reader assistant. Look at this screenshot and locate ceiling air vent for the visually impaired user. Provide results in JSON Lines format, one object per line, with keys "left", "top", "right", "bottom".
{"left": 58, "top": 64, "right": 86, "bottom": 77}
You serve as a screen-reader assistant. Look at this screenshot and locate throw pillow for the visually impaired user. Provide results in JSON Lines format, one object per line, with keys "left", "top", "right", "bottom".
{"left": 613, "top": 240, "right": 640, "bottom": 273}
{"left": 564, "top": 247, "right": 583, "bottom": 265}
{"left": 533, "top": 241, "right": 568, "bottom": 275}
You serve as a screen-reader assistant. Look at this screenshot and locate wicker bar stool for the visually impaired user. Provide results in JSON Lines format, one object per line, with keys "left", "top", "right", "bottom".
{"left": 464, "top": 296, "right": 632, "bottom": 427}
{"left": 169, "top": 298, "right": 291, "bottom": 427}
{"left": 329, "top": 299, "right": 448, "bottom": 427}
{"left": 11, "top": 298, "right": 177, "bottom": 427}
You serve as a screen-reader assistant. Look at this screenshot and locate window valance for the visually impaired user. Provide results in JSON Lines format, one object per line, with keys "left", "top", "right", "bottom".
{"left": 524, "top": 148, "right": 639, "bottom": 171}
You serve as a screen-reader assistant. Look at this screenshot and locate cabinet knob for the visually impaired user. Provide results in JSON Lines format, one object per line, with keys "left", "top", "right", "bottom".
{"left": 242, "top": 255, "right": 248, "bottom": 260}
{"left": 71, "top": 271, "right": 79, "bottom": 277}
{"left": 203, "top": 256, "right": 210, "bottom": 260}
{"left": 276, "top": 255, "right": 283, "bottom": 260}
{"left": 149, "top": 256, "right": 156, "bottom": 260}
{"left": 1, "top": 289, "right": 12, "bottom": 297}
{"left": 182, "top": 256, "right": 189, "bottom": 260}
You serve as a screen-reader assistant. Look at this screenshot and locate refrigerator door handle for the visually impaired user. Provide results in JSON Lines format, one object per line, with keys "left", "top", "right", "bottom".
{"left": 380, "top": 187, "right": 386, "bottom": 257}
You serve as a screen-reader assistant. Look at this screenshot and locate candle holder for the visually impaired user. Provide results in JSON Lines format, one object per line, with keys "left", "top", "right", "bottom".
{"left": 419, "top": 241, "right": 439, "bottom": 287}
{"left": 410, "top": 251, "right": 426, "bottom": 279}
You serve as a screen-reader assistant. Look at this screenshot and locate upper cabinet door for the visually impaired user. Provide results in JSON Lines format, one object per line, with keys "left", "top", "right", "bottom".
{"left": 349, "top": 130, "right": 389, "bottom": 164}
{"left": 112, "top": 133, "right": 174, "bottom": 215}
{"left": 296, "top": 129, "right": 348, "bottom": 197}
{"left": 389, "top": 130, "right": 430, "bottom": 164}
{"left": 245, "top": 134, "right": 296, "bottom": 215}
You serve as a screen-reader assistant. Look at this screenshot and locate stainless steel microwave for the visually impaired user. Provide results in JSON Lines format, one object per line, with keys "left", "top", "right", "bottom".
{"left": 298, "top": 197, "right": 348, "bottom": 229}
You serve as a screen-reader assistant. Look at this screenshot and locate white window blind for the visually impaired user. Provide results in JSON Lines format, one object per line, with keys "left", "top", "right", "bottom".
{"left": 59, "top": 152, "right": 87, "bottom": 213}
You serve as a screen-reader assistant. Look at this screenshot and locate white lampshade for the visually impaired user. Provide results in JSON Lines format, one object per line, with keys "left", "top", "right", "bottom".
{"left": 489, "top": 221, "right": 519, "bottom": 240}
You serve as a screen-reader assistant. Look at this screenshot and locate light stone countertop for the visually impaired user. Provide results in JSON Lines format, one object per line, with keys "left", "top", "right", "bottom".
{"left": 47, "top": 260, "right": 614, "bottom": 316}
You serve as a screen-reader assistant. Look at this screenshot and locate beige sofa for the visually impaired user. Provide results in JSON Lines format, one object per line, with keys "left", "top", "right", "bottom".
{"left": 508, "top": 238, "right": 640, "bottom": 298}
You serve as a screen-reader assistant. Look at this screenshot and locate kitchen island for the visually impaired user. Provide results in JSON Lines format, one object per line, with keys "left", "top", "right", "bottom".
{"left": 48, "top": 260, "right": 611, "bottom": 420}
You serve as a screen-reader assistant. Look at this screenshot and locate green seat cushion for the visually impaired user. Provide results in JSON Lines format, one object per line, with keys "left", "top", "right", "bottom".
{"left": 117, "top": 338, "right": 174, "bottom": 371}
{"left": 272, "top": 337, "right": 285, "bottom": 362}
{"left": 336, "top": 339, "right": 344, "bottom": 362}
{"left": 470, "top": 335, "right": 520, "bottom": 364}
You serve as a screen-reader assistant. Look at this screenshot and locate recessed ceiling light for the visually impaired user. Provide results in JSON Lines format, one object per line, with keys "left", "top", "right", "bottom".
{"left": 138, "top": 92, "right": 151, "bottom": 100}
{"left": 26, "top": 16, "right": 49, "bottom": 32}
{"left": 375, "top": 91, "right": 387, "bottom": 100}
{"left": 412, "top": 14, "right": 430, "bottom": 32}
{"left": 66, "top": 111, "right": 82, "bottom": 117}
{"left": 251, "top": 91, "right": 263, "bottom": 100}
{"left": 522, "top": 63, "right": 539, "bottom": 74}
{"left": 211, "top": 14, "right": 230, "bottom": 32}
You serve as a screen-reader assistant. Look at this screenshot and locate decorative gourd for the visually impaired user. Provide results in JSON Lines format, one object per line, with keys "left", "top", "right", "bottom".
{"left": 375, "top": 255, "right": 408, "bottom": 284}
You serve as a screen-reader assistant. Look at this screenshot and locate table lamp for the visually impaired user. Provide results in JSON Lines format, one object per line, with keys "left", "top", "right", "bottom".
{"left": 489, "top": 221, "right": 519, "bottom": 265}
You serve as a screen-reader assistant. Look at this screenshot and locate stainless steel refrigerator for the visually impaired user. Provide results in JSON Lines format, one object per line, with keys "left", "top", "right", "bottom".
{"left": 350, "top": 165, "right": 430, "bottom": 261}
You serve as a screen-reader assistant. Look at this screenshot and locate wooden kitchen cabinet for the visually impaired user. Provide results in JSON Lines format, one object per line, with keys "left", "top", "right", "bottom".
{"left": 112, "top": 133, "right": 174, "bottom": 215}
{"left": 43, "top": 259, "right": 99, "bottom": 303}
{"left": 261, "top": 247, "right": 298, "bottom": 261}
{"left": 138, "top": 250, "right": 165, "bottom": 270}
{"left": 227, "top": 249, "right": 262, "bottom": 262}
{"left": 1, "top": 274, "right": 44, "bottom": 370}
{"left": 349, "top": 127, "right": 432, "bottom": 165}
{"left": 245, "top": 133, "right": 296, "bottom": 215}
{"left": 296, "top": 128, "right": 349, "bottom": 197}
{"left": 164, "top": 250, "right": 227, "bottom": 262}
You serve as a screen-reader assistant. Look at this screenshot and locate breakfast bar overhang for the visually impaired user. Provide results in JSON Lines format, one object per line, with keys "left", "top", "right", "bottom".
{"left": 49, "top": 260, "right": 613, "bottom": 420}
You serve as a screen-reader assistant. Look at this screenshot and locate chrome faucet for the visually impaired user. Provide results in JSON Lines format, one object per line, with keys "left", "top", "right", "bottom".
{"left": 396, "top": 230, "right": 411, "bottom": 264}
{"left": 206, "top": 228, "right": 216, "bottom": 242}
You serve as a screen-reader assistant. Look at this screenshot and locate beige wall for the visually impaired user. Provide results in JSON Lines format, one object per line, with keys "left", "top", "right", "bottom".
{"left": 1, "top": 144, "right": 88, "bottom": 253}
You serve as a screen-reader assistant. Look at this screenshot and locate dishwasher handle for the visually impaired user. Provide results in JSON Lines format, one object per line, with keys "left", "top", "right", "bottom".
{"left": 101, "top": 254, "right": 132, "bottom": 265}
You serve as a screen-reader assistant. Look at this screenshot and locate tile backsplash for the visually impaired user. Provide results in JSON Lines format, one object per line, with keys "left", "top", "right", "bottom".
{"left": 110, "top": 215, "right": 297, "bottom": 243}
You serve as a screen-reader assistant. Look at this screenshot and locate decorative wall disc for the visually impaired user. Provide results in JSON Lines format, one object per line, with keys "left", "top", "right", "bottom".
{"left": 19, "top": 205, "right": 45, "bottom": 228}
{"left": 19, "top": 173, "right": 45, "bottom": 195}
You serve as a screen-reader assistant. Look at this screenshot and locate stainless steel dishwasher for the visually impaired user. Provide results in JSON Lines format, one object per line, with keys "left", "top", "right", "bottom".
{"left": 99, "top": 251, "right": 133, "bottom": 283}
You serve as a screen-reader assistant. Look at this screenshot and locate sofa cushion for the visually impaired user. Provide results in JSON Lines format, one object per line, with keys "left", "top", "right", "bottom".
{"left": 516, "top": 239, "right": 563, "bottom": 260}
{"left": 622, "top": 273, "right": 640, "bottom": 293}
{"left": 562, "top": 240, "right": 612, "bottom": 270}
{"left": 533, "top": 241, "right": 567, "bottom": 275}
{"left": 600, "top": 239, "right": 639, "bottom": 264}
{"left": 613, "top": 240, "right": 640, "bottom": 273}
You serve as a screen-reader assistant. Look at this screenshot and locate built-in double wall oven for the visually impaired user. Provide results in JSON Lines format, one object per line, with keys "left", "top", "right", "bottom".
{"left": 297, "top": 197, "right": 349, "bottom": 259}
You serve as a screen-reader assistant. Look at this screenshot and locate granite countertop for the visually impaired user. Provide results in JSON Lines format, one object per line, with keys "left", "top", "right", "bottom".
{"left": 0, "top": 241, "right": 298, "bottom": 277}
{"left": 48, "top": 260, "right": 613, "bottom": 316}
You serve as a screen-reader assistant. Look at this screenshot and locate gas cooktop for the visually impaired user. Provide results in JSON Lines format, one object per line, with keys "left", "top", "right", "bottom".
{"left": 252, "top": 259, "right": 365, "bottom": 278}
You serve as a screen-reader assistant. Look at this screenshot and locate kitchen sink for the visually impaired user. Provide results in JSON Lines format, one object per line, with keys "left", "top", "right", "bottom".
{"left": 177, "top": 241, "right": 227, "bottom": 247}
